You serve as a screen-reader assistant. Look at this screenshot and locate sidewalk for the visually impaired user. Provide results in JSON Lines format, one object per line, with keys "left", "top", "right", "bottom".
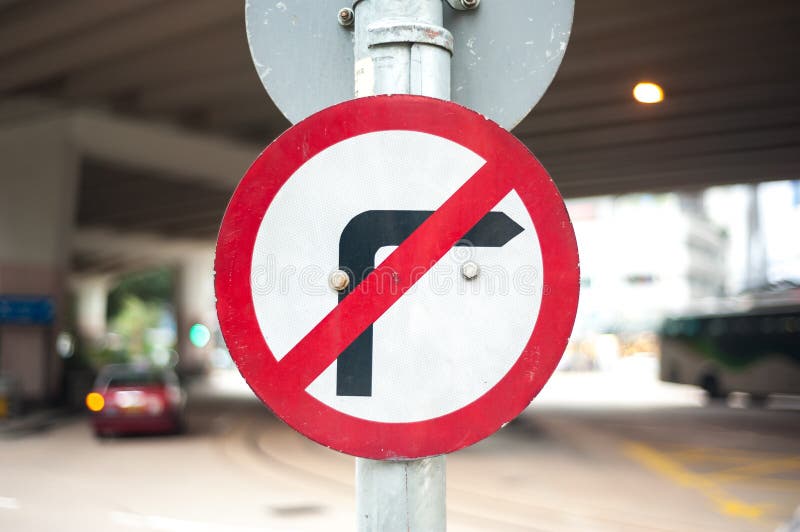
{"left": 0, "top": 407, "right": 76, "bottom": 438}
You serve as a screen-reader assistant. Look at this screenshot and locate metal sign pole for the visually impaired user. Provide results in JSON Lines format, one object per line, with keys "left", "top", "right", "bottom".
{"left": 349, "top": 0, "right": 459, "bottom": 530}
{"left": 356, "top": 456, "right": 446, "bottom": 531}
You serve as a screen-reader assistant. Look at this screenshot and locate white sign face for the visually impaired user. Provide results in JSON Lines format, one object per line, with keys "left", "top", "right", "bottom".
{"left": 250, "top": 130, "right": 543, "bottom": 422}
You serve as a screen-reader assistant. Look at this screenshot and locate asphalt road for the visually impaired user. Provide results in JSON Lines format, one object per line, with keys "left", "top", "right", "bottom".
{"left": 0, "top": 369, "right": 798, "bottom": 532}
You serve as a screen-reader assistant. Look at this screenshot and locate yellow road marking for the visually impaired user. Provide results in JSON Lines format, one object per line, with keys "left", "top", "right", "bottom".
{"left": 664, "top": 447, "right": 800, "bottom": 490}
{"left": 668, "top": 446, "right": 797, "bottom": 462}
{"left": 721, "top": 477, "right": 800, "bottom": 491}
{"left": 707, "top": 457, "right": 800, "bottom": 481}
{"left": 624, "top": 441, "right": 771, "bottom": 521}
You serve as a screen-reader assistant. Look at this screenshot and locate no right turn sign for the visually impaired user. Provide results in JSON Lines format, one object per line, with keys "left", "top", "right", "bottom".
{"left": 215, "top": 95, "right": 579, "bottom": 459}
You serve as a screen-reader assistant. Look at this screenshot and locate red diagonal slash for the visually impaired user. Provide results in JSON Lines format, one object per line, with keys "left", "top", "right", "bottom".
{"left": 276, "top": 160, "right": 514, "bottom": 390}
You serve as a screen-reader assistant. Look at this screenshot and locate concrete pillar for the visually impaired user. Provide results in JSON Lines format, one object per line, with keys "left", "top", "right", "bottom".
{"left": 0, "top": 115, "right": 78, "bottom": 403}
{"left": 71, "top": 275, "right": 111, "bottom": 346}
{"left": 175, "top": 252, "right": 215, "bottom": 374}
{"left": 745, "top": 184, "right": 768, "bottom": 291}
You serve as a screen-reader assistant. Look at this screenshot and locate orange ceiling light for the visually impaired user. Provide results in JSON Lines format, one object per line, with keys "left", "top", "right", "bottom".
{"left": 633, "top": 82, "right": 664, "bottom": 104}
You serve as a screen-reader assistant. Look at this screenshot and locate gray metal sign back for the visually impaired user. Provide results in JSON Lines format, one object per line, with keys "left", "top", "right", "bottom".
{"left": 245, "top": 0, "right": 574, "bottom": 130}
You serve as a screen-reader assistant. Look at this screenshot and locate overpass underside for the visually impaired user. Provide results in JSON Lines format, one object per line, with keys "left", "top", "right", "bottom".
{"left": 0, "top": 0, "right": 798, "bottom": 401}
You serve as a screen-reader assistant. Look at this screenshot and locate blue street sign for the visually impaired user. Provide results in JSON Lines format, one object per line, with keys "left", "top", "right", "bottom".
{"left": 0, "top": 296, "right": 55, "bottom": 325}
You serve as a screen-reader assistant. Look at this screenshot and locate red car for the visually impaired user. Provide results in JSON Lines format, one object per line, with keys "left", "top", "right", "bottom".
{"left": 86, "top": 364, "right": 185, "bottom": 437}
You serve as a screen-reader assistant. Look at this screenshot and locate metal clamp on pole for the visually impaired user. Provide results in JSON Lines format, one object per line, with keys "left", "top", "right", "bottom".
{"left": 353, "top": 0, "right": 451, "bottom": 99}
{"left": 367, "top": 21, "right": 454, "bottom": 54}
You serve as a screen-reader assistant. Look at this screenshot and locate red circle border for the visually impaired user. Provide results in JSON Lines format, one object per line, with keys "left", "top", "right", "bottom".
{"left": 215, "top": 95, "right": 579, "bottom": 459}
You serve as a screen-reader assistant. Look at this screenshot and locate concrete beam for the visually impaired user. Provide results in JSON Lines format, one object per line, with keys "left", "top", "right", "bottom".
{"left": 63, "top": 22, "right": 246, "bottom": 99}
{"left": 0, "top": 0, "right": 238, "bottom": 91}
{"left": 71, "top": 228, "right": 214, "bottom": 267}
{"left": 0, "top": 0, "right": 159, "bottom": 59}
{"left": 70, "top": 108, "right": 259, "bottom": 189}
{"left": 137, "top": 70, "right": 262, "bottom": 113}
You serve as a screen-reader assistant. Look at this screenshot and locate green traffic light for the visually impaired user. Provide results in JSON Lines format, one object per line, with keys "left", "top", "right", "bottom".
{"left": 188, "top": 323, "right": 211, "bottom": 348}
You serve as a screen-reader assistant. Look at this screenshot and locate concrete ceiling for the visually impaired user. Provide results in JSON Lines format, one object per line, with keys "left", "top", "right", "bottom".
{"left": 0, "top": 0, "right": 798, "bottom": 271}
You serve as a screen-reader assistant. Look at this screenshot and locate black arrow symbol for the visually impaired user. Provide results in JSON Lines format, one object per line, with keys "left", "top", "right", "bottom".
{"left": 335, "top": 210, "right": 524, "bottom": 397}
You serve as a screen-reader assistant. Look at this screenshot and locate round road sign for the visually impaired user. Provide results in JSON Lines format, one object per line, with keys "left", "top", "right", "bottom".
{"left": 245, "top": 0, "right": 574, "bottom": 130}
{"left": 215, "top": 95, "right": 579, "bottom": 459}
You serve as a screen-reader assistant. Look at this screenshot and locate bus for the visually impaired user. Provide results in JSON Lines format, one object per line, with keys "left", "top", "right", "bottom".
{"left": 659, "top": 286, "right": 800, "bottom": 400}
